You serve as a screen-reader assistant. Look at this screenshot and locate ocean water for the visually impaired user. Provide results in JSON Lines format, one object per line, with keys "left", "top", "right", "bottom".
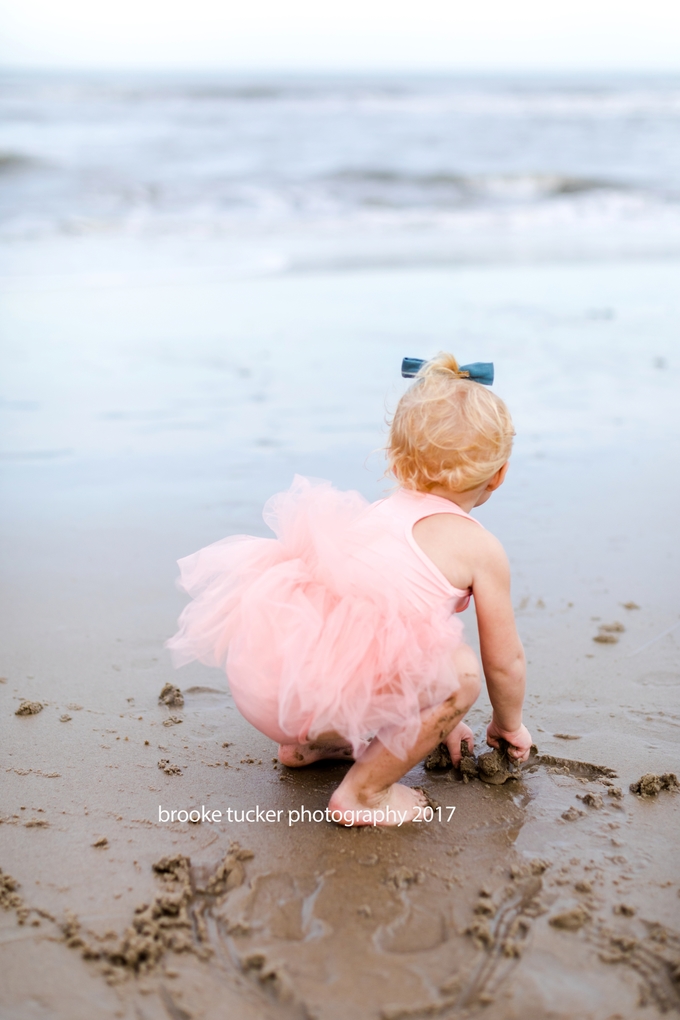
{"left": 1, "top": 72, "right": 679, "bottom": 563}
{"left": 1, "top": 71, "right": 680, "bottom": 270}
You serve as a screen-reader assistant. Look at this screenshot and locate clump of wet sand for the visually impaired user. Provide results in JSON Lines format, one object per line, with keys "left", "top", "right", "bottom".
{"left": 58, "top": 844, "right": 253, "bottom": 982}
{"left": 1, "top": 868, "right": 45, "bottom": 926}
{"left": 15, "top": 701, "right": 43, "bottom": 716}
{"left": 424, "top": 743, "right": 452, "bottom": 770}
{"left": 577, "top": 792, "right": 604, "bottom": 809}
{"left": 592, "top": 621, "right": 625, "bottom": 644}
{"left": 629, "top": 773, "right": 679, "bottom": 797}
{"left": 477, "top": 746, "right": 521, "bottom": 785}
{"left": 424, "top": 738, "right": 520, "bottom": 785}
{"left": 386, "top": 866, "right": 425, "bottom": 890}
{"left": 0, "top": 869, "right": 23, "bottom": 911}
{"left": 158, "top": 683, "right": 184, "bottom": 709}
{"left": 549, "top": 904, "right": 591, "bottom": 931}
{"left": 459, "top": 740, "right": 480, "bottom": 783}
{"left": 561, "top": 805, "right": 585, "bottom": 821}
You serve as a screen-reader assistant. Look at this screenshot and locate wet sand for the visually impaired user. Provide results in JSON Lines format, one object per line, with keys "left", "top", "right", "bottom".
{"left": 1, "top": 254, "right": 680, "bottom": 1018}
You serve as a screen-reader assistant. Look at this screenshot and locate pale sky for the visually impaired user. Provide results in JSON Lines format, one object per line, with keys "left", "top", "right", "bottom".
{"left": 1, "top": 0, "right": 679, "bottom": 73}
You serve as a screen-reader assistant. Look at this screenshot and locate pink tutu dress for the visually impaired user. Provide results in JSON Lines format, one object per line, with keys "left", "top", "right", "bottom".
{"left": 166, "top": 476, "right": 482, "bottom": 760}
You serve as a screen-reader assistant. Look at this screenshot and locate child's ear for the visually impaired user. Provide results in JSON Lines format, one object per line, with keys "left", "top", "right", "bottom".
{"left": 487, "top": 462, "right": 510, "bottom": 492}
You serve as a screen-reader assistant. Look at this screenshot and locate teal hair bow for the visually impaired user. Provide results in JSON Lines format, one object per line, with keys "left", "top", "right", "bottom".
{"left": 401, "top": 357, "right": 494, "bottom": 386}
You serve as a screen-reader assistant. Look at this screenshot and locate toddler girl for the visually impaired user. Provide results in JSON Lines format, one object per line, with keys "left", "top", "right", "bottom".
{"left": 167, "top": 353, "right": 532, "bottom": 825}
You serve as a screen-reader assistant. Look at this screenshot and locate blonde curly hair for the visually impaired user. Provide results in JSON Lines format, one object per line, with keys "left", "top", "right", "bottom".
{"left": 387, "top": 352, "right": 515, "bottom": 493}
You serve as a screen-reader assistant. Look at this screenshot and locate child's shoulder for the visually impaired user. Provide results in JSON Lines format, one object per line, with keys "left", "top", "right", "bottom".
{"left": 412, "top": 510, "right": 508, "bottom": 591}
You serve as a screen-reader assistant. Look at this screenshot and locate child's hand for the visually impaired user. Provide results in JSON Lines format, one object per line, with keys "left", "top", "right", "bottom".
{"left": 486, "top": 721, "right": 532, "bottom": 762}
{"left": 445, "top": 722, "right": 474, "bottom": 766}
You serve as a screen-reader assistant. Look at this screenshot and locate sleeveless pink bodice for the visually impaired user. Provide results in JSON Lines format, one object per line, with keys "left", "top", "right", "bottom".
{"left": 355, "top": 488, "right": 482, "bottom": 616}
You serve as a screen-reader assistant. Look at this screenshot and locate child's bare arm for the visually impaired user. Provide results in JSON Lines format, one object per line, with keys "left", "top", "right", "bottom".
{"left": 472, "top": 533, "right": 532, "bottom": 761}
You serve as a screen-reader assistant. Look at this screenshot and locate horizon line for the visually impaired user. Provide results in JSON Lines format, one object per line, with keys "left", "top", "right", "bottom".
{"left": 2, "top": 63, "right": 680, "bottom": 77}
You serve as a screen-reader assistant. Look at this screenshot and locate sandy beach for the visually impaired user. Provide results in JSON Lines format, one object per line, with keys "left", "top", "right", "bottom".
{"left": 2, "top": 252, "right": 679, "bottom": 1019}
{"left": 2, "top": 72, "right": 680, "bottom": 1018}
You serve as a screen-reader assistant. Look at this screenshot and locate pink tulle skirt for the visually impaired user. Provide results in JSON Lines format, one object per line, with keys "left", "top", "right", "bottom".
{"left": 166, "top": 477, "right": 463, "bottom": 759}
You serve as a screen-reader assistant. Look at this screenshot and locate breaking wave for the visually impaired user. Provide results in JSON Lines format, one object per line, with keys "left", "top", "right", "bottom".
{"left": 1, "top": 70, "right": 679, "bottom": 254}
{"left": 324, "top": 170, "right": 620, "bottom": 206}
{"left": 0, "top": 151, "right": 39, "bottom": 174}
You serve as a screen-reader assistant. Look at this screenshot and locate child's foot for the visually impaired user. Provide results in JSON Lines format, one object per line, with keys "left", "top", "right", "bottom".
{"left": 278, "top": 740, "right": 354, "bottom": 767}
{"left": 445, "top": 721, "right": 475, "bottom": 766}
{"left": 328, "top": 781, "right": 429, "bottom": 827}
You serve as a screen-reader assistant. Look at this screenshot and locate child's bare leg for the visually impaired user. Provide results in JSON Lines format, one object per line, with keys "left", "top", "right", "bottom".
{"left": 278, "top": 732, "right": 360, "bottom": 767}
{"left": 329, "top": 644, "right": 481, "bottom": 826}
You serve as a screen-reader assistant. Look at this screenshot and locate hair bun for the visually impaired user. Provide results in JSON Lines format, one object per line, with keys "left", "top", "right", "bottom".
{"left": 419, "top": 352, "right": 470, "bottom": 380}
